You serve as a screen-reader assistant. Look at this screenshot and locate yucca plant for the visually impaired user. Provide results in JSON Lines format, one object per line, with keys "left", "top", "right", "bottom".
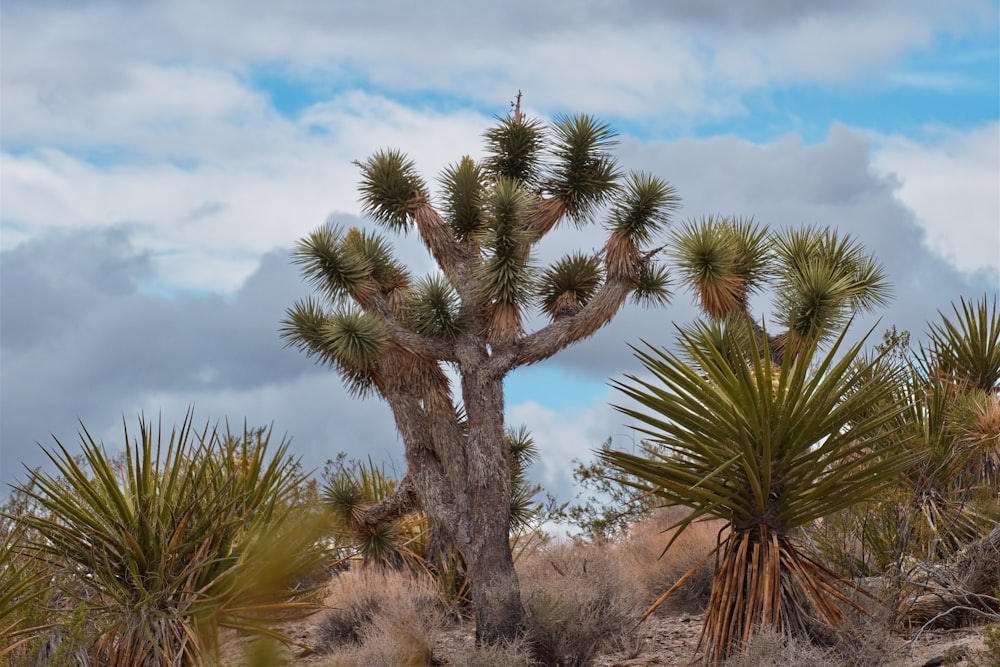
{"left": 600, "top": 319, "right": 919, "bottom": 663}
{"left": 0, "top": 502, "right": 53, "bottom": 660}
{"left": 12, "top": 412, "right": 324, "bottom": 666}
{"left": 923, "top": 295, "right": 1000, "bottom": 396}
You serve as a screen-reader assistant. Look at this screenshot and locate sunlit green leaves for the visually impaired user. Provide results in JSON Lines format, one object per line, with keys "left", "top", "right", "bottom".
{"left": 12, "top": 413, "right": 323, "bottom": 665}
{"left": 483, "top": 114, "right": 546, "bottom": 186}
{"left": 924, "top": 295, "right": 1000, "bottom": 394}
{"left": 439, "top": 156, "right": 487, "bottom": 239}
{"left": 357, "top": 149, "right": 426, "bottom": 231}
{"left": 477, "top": 178, "right": 535, "bottom": 308}
{"left": 631, "top": 262, "right": 673, "bottom": 309}
{"left": 544, "top": 114, "right": 622, "bottom": 223}
{"left": 608, "top": 171, "right": 680, "bottom": 245}
{"left": 539, "top": 253, "right": 603, "bottom": 318}
{"left": 603, "top": 320, "right": 916, "bottom": 532}
{"left": 408, "top": 275, "right": 460, "bottom": 338}
{"left": 773, "top": 227, "right": 890, "bottom": 343}
{"left": 292, "top": 223, "right": 370, "bottom": 303}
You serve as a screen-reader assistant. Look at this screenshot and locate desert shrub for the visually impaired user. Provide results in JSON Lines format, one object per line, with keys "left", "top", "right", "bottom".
{"left": 722, "top": 626, "right": 836, "bottom": 667}
{"left": 621, "top": 506, "right": 723, "bottom": 614}
{"left": 316, "top": 568, "right": 443, "bottom": 655}
{"left": 8, "top": 412, "right": 324, "bottom": 667}
{"left": 443, "top": 637, "right": 538, "bottom": 666}
{"left": 517, "top": 541, "right": 644, "bottom": 666}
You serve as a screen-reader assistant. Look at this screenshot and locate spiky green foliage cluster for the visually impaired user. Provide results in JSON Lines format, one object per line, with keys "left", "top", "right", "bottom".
{"left": 284, "top": 108, "right": 678, "bottom": 385}
{"left": 670, "top": 219, "right": 890, "bottom": 352}
{"left": 9, "top": 413, "right": 324, "bottom": 666}
{"left": 924, "top": 295, "right": 1000, "bottom": 394}
{"left": 601, "top": 320, "right": 918, "bottom": 662}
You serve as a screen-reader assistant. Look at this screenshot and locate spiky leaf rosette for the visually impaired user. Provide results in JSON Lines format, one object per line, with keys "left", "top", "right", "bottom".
{"left": 608, "top": 171, "right": 680, "bottom": 246}
{"left": 483, "top": 115, "right": 546, "bottom": 185}
{"left": 506, "top": 425, "right": 542, "bottom": 532}
{"left": 357, "top": 149, "right": 426, "bottom": 232}
{"left": 439, "top": 156, "right": 487, "bottom": 239}
{"left": 670, "top": 216, "right": 743, "bottom": 318}
{"left": 340, "top": 227, "right": 411, "bottom": 309}
{"left": 544, "top": 114, "right": 622, "bottom": 224}
{"left": 601, "top": 320, "right": 917, "bottom": 662}
{"left": 539, "top": 253, "right": 603, "bottom": 318}
{"left": 407, "top": 274, "right": 460, "bottom": 338}
{"left": 281, "top": 302, "right": 387, "bottom": 397}
{"left": 292, "top": 223, "right": 370, "bottom": 303}
{"left": 925, "top": 295, "right": 1000, "bottom": 394}
{"left": 15, "top": 413, "right": 323, "bottom": 666}
{"left": 632, "top": 262, "right": 672, "bottom": 308}
{"left": 773, "top": 227, "right": 890, "bottom": 346}
{"left": 477, "top": 177, "right": 535, "bottom": 338}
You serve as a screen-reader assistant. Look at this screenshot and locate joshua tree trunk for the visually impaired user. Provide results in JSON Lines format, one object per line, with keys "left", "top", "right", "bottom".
{"left": 459, "top": 367, "right": 523, "bottom": 642}
{"left": 373, "top": 357, "right": 525, "bottom": 642}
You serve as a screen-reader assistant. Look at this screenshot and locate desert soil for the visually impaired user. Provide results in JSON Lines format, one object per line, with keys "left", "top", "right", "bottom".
{"left": 260, "top": 607, "right": 992, "bottom": 667}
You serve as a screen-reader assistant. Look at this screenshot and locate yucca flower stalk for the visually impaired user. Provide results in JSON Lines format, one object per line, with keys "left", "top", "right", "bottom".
{"left": 601, "top": 319, "right": 918, "bottom": 663}
{"left": 13, "top": 412, "right": 324, "bottom": 666}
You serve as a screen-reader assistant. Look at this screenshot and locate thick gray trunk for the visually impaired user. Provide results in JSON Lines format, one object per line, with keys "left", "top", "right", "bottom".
{"left": 380, "top": 355, "right": 524, "bottom": 644}
{"left": 460, "top": 364, "right": 524, "bottom": 643}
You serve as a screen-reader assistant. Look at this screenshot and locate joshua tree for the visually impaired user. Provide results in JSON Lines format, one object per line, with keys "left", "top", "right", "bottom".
{"left": 281, "top": 97, "right": 678, "bottom": 643}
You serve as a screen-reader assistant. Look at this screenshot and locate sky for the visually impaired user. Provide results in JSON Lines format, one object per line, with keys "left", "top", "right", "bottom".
{"left": 2, "top": 0, "right": 999, "bottom": 508}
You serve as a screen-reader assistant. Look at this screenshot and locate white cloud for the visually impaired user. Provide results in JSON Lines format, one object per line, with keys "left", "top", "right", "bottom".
{"left": 2, "top": 93, "right": 491, "bottom": 292}
{"left": 508, "top": 396, "right": 624, "bottom": 501}
{"left": 873, "top": 122, "right": 1000, "bottom": 277}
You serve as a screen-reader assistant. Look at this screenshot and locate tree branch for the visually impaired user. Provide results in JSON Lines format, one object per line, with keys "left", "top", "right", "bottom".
{"left": 361, "top": 475, "right": 420, "bottom": 527}
{"left": 495, "top": 276, "right": 633, "bottom": 371}
{"left": 363, "top": 291, "right": 459, "bottom": 362}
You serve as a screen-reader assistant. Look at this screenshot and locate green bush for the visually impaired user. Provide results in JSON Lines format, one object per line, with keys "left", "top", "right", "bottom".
{"left": 9, "top": 411, "right": 324, "bottom": 666}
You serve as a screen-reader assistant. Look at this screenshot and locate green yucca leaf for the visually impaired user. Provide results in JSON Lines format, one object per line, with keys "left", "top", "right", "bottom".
{"left": 14, "top": 411, "right": 323, "bottom": 664}
{"left": 322, "top": 308, "right": 388, "bottom": 375}
{"left": 726, "top": 216, "right": 774, "bottom": 291}
{"left": 340, "top": 226, "right": 410, "bottom": 296}
{"left": 281, "top": 297, "right": 342, "bottom": 367}
{"left": 440, "top": 156, "right": 487, "bottom": 238}
{"left": 669, "top": 217, "right": 743, "bottom": 317}
{"left": 778, "top": 260, "right": 855, "bottom": 343}
{"left": 602, "top": 320, "right": 917, "bottom": 532}
{"left": 925, "top": 295, "right": 1000, "bottom": 393}
{"left": 608, "top": 171, "right": 680, "bottom": 244}
{"left": 478, "top": 178, "right": 535, "bottom": 307}
{"left": 291, "top": 223, "right": 369, "bottom": 303}
{"left": 539, "top": 252, "right": 603, "bottom": 317}
{"left": 357, "top": 149, "right": 426, "bottom": 231}
{"left": 408, "top": 274, "right": 461, "bottom": 338}
{"left": 482, "top": 114, "right": 546, "bottom": 185}
{"left": 544, "top": 114, "right": 622, "bottom": 224}
{"left": 632, "top": 262, "right": 673, "bottom": 308}
{"left": 773, "top": 227, "right": 891, "bottom": 340}
{"left": 322, "top": 476, "right": 367, "bottom": 528}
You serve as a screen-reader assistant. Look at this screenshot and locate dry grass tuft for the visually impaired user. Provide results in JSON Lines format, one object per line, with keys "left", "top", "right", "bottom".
{"left": 620, "top": 507, "right": 726, "bottom": 614}
{"left": 442, "top": 637, "right": 538, "bottom": 666}
{"left": 721, "top": 626, "right": 835, "bottom": 667}
{"left": 315, "top": 568, "right": 443, "bottom": 658}
{"left": 517, "top": 540, "right": 645, "bottom": 666}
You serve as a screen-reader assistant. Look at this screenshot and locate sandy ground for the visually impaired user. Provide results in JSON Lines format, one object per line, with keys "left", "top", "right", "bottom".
{"left": 252, "top": 606, "right": 993, "bottom": 667}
